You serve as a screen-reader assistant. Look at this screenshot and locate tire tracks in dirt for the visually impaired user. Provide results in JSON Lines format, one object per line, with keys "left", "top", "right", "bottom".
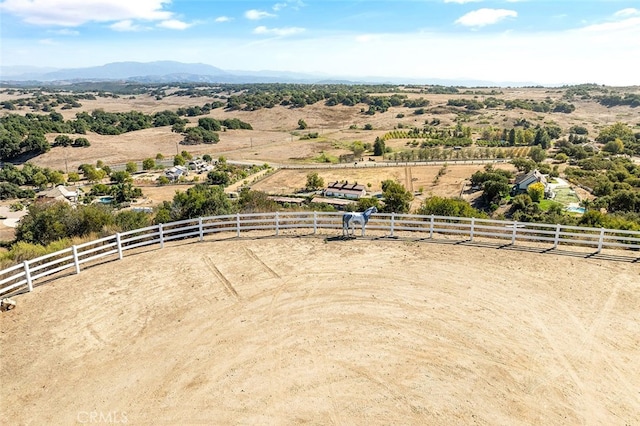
{"left": 243, "top": 247, "right": 280, "bottom": 279}
{"left": 203, "top": 255, "right": 240, "bottom": 300}
{"left": 405, "top": 166, "right": 414, "bottom": 193}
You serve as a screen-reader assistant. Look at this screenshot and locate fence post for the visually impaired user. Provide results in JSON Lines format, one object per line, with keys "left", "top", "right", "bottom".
{"left": 236, "top": 213, "right": 241, "bottom": 237}
{"left": 390, "top": 212, "right": 395, "bottom": 237}
{"left": 275, "top": 212, "right": 280, "bottom": 236}
{"left": 199, "top": 217, "right": 204, "bottom": 242}
{"left": 158, "top": 223, "right": 165, "bottom": 249}
{"left": 429, "top": 215, "right": 435, "bottom": 239}
{"left": 313, "top": 211, "right": 317, "bottom": 235}
{"left": 116, "top": 233, "right": 123, "bottom": 260}
{"left": 597, "top": 227, "right": 605, "bottom": 253}
{"left": 470, "top": 217, "right": 475, "bottom": 242}
{"left": 511, "top": 221, "right": 518, "bottom": 245}
{"left": 553, "top": 224, "right": 561, "bottom": 249}
{"left": 72, "top": 245, "right": 81, "bottom": 274}
{"left": 24, "top": 260, "right": 33, "bottom": 292}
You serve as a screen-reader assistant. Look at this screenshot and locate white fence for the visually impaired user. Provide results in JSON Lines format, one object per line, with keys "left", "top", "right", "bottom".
{"left": 1, "top": 212, "right": 639, "bottom": 297}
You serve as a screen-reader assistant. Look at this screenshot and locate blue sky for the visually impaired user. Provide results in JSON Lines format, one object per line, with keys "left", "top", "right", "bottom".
{"left": 1, "top": 0, "right": 639, "bottom": 85}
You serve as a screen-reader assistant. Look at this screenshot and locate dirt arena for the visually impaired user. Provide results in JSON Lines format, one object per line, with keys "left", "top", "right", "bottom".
{"left": 1, "top": 236, "right": 639, "bottom": 425}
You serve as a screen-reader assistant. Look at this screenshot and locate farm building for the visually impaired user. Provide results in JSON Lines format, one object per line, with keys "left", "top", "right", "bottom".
{"left": 323, "top": 181, "right": 366, "bottom": 199}
{"left": 310, "top": 196, "right": 355, "bottom": 210}
{"left": 268, "top": 196, "right": 307, "bottom": 206}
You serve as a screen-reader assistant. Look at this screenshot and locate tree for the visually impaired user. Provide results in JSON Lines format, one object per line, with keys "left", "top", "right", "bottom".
{"left": 174, "top": 155, "right": 186, "bottom": 166}
{"left": 354, "top": 197, "right": 381, "bottom": 211}
{"left": 381, "top": 180, "right": 412, "bottom": 213}
{"left": 207, "top": 170, "right": 230, "bottom": 186}
{"left": 603, "top": 138, "right": 624, "bottom": 155}
{"left": 115, "top": 210, "right": 152, "bottom": 231}
{"left": 534, "top": 128, "right": 551, "bottom": 149}
{"left": 483, "top": 180, "right": 510, "bottom": 203}
{"left": 508, "top": 128, "right": 516, "bottom": 146}
{"left": 84, "top": 166, "right": 107, "bottom": 183}
{"left": 596, "top": 122, "right": 634, "bottom": 143}
{"left": 171, "top": 121, "right": 186, "bottom": 133}
{"left": 111, "top": 182, "right": 142, "bottom": 204}
{"left": 351, "top": 141, "right": 365, "bottom": 158}
{"left": 527, "top": 182, "right": 545, "bottom": 202}
{"left": 416, "top": 196, "right": 487, "bottom": 218}
{"left": 238, "top": 188, "right": 279, "bottom": 213}
{"left": 142, "top": 158, "right": 156, "bottom": 170}
{"left": 198, "top": 117, "right": 221, "bottom": 131}
{"left": 32, "top": 171, "right": 48, "bottom": 189}
{"left": 110, "top": 171, "right": 132, "bottom": 184}
{"left": 305, "top": 172, "right": 324, "bottom": 191}
{"left": 511, "top": 193, "right": 533, "bottom": 212}
{"left": 154, "top": 184, "right": 236, "bottom": 223}
{"left": 73, "top": 137, "right": 90, "bottom": 147}
{"left": 53, "top": 134, "right": 73, "bottom": 147}
{"left": 15, "top": 202, "right": 114, "bottom": 245}
{"left": 125, "top": 161, "right": 137, "bottom": 174}
{"left": 529, "top": 146, "right": 547, "bottom": 163}
{"left": 373, "top": 137, "right": 386, "bottom": 156}
{"left": 297, "top": 119, "right": 308, "bottom": 130}
{"left": 47, "top": 170, "right": 64, "bottom": 187}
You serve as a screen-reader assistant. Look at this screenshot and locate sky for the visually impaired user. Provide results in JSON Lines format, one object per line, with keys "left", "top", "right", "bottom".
{"left": 1, "top": 0, "right": 639, "bottom": 86}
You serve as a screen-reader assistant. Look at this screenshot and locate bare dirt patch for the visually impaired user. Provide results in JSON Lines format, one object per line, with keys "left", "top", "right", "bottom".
{"left": 1, "top": 237, "right": 638, "bottom": 424}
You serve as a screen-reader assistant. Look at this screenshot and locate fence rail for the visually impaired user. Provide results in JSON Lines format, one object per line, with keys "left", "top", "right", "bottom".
{"left": 1, "top": 212, "right": 639, "bottom": 297}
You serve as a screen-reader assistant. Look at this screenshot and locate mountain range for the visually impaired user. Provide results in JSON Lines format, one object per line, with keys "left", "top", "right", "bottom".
{"left": 0, "top": 60, "right": 537, "bottom": 87}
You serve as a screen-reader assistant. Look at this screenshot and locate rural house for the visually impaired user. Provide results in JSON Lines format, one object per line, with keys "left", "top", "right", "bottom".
{"left": 323, "top": 181, "right": 367, "bottom": 199}
{"left": 512, "top": 169, "right": 547, "bottom": 193}
{"left": 164, "top": 165, "right": 189, "bottom": 181}
{"left": 36, "top": 185, "right": 81, "bottom": 204}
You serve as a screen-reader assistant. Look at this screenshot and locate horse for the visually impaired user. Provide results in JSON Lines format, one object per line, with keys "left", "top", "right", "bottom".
{"left": 342, "top": 206, "right": 377, "bottom": 237}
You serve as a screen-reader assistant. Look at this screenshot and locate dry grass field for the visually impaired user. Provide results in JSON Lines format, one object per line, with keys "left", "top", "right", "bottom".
{"left": 1, "top": 237, "right": 639, "bottom": 424}
{"left": 4, "top": 86, "right": 638, "bottom": 173}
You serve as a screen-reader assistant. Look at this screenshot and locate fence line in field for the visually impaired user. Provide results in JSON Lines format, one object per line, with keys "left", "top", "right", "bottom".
{"left": 1, "top": 212, "right": 639, "bottom": 297}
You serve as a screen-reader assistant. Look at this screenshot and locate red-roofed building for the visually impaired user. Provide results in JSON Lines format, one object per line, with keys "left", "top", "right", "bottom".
{"left": 323, "top": 181, "right": 366, "bottom": 199}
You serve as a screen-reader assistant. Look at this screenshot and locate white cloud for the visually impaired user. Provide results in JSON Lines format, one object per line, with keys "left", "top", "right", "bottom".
{"left": 274, "top": 0, "right": 305, "bottom": 11}
{"left": 614, "top": 8, "right": 640, "bottom": 18}
{"left": 253, "top": 26, "right": 305, "bottom": 36}
{"left": 110, "top": 20, "right": 146, "bottom": 32}
{"left": 215, "top": 16, "right": 231, "bottom": 23}
{"left": 455, "top": 8, "right": 517, "bottom": 27}
{"left": 38, "top": 38, "right": 57, "bottom": 45}
{"left": 245, "top": 9, "right": 276, "bottom": 20}
{"left": 444, "top": 0, "right": 482, "bottom": 4}
{"left": 50, "top": 28, "right": 79, "bottom": 36}
{"left": 157, "top": 19, "right": 191, "bottom": 30}
{"left": 273, "top": 2, "right": 288, "bottom": 11}
{"left": 577, "top": 16, "right": 640, "bottom": 33}
{"left": 0, "top": 0, "right": 173, "bottom": 27}
{"left": 355, "top": 34, "right": 382, "bottom": 43}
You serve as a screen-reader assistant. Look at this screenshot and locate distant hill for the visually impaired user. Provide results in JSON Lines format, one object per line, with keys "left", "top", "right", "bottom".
{"left": 0, "top": 60, "right": 539, "bottom": 87}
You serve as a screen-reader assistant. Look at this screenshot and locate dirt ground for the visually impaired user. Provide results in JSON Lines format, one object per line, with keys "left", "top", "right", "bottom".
{"left": 1, "top": 236, "right": 638, "bottom": 425}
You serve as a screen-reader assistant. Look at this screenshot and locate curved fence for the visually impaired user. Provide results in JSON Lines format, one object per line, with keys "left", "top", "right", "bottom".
{"left": 1, "top": 212, "right": 639, "bottom": 297}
